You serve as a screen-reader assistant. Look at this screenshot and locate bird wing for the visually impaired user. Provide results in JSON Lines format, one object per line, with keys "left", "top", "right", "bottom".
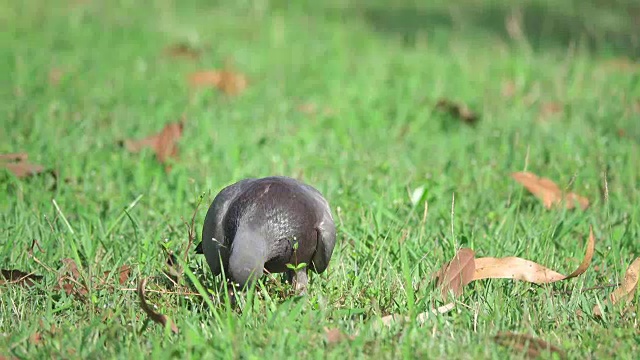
{"left": 200, "top": 178, "right": 255, "bottom": 275}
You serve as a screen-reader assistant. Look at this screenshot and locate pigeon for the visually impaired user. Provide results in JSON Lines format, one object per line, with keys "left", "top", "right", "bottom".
{"left": 195, "top": 176, "right": 336, "bottom": 293}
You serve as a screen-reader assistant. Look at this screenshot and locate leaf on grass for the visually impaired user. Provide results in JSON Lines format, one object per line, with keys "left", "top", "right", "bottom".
{"left": 435, "top": 98, "right": 479, "bottom": 125}
{"left": 434, "top": 248, "right": 476, "bottom": 298}
{"left": 102, "top": 265, "right": 132, "bottom": 286}
{"left": 324, "top": 327, "right": 355, "bottom": 344}
{"left": 297, "top": 103, "right": 335, "bottom": 117}
{"left": 600, "top": 58, "right": 640, "bottom": 73}
{"left": 188, "top": 70, "right": 248, "bottom": 96}
{"left": 163, "top": 43, "right": 202, "bottom": 60}
{"left": 49, "top": 68, "right": 64, "bottom": 86}
{"left": 0, "top": 269, "right": 43, "bottom": 287}
{"left": 538, "top": 102, "right": 564, "bottom": 121}
{"left": 1, "top": 153, "right": 45, "bottom": 179}
{"left": 501, "top": 80, "right": 517, "bottom": 98}
{"left": 55, "top": 258, "right": 88, "bottom": 297}
{"left": 473, "top": 227, "right": 595, "bottom": 283}
{"left": 116, "top": 265, "right": 132, "bottom": 285}
{"left": 137, "top": 277, "right": 179, "bottom": 334}
{"left": 593, "top": 257, "right": 640, "bottom": 317}
{"left": 512, "top": 172, "right": 589, "bottom": 210}
{"left": 494, "top": 332, "right": 566, "bottom": 359}
{"left": 123, "top": 121, "right": 184, "bottom": 166}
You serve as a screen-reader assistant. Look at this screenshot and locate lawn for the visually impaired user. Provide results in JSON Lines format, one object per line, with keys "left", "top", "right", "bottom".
{"left": 1, "top": 0, "right": 640, "bottom": 358}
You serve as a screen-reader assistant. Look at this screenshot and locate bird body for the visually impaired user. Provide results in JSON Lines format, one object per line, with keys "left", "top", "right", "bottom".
{"left": 198, "top": 176, "right": 336, "bottom": 291}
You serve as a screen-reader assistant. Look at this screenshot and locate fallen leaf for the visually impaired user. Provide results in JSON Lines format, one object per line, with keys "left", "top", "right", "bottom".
{"left": 473, "top": 227, "right": 594, "bottom": 283}
{"left": 163, "top": 43, "right": 201, "bottom": 60}
{"left": 123, "top": 121, "right": 184, "bottom": 167}
{"left": 297, "top": 103, "right": 335, "bottom": 117}
{"left": 434, "top": 248, "right": 476, "bottom": 298}
{"left": 0, "top": 269, "right": 43, "bottom": 287}
{"left": 324, "top": 327, "right": 355, "bottom": 344}
{"left": 538, "top": 102, "right": 564, "bottom": 121}
{"left": 501, "top": 80, "right": 517, "bottom": 98}
{"left": 30, "top": 332, "right": 43, "bottom": 346}
{"left": 49, "top": 68, "right": 64, "bottom": 86}
{"left": 511, "top": 172, "right": 589, "bottom": 210}
{"left": 102, "top": 265, "right": 132, "bottom": 286}
{"left": 435, "top": 98, "right": 479, "bottom": 124}
{"left": 494, "top": 332, "right": 566, "bottom": 359}
{"left": 600, "top": 58, "right": 640, "bottom": 73}
{"left": 137, "top": 277, "right": 179, "bottom": 334}
{"left": 1, "top": 153, "right": 45, "bottom": 179}
{"left": 593, "top": 257, "right": 640, "bottom": 317}
{"left": 188, "top": 70, "right": 248, "bottom": 95}
{"left": 379, "top": 228, "right": 594, "bottom": 328}
{"left": 116, "top": 265, "right": 131, "bottom": 285}
{"left": 55, "top": 258, "right": 88, "bottom": 297}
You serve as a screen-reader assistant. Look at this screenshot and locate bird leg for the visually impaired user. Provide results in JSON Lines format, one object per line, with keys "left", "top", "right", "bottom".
{"left": 287, "top": 268, "right": 308, "bottom": 295}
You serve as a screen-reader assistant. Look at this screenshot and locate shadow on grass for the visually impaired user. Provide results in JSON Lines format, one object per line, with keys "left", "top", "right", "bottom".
{"left": 323, "top": 1, "right": 640, "bottom": 58}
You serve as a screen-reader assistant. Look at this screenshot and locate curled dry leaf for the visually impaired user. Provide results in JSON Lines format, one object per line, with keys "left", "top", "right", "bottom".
{"left": 593, "top": 257, "right": 640, "bottom": 317}
{"left": 137, "top": 277, "right": 179, "bottom": 334}
{"left": 324, "top": 327, "right": 355, "bottom": 344}
{"left": 434, "top": 248, "right": 476, "bottom": 299}
{"left": 188, "top": 70, "right": 248, "bottom": 96}
{"left": 435, "top": 98, "right": 479, "bottom": 125}
{"left": 123, "top": 121, "right": 184, "bottom": 167}
{"left": 163, "top": 43, "right": 201, "bottom": 60}
{"left": 473, "top": 227, "right": 595, "bottom": 283}
{"left": 1, "top": 153, "right": 45, "bottom": 179}
{"left": 512, "top": 171, "right": 589, "bottom": 210}
{"left": 0, "top": 269, "right": 43, "bottom": 287}
{"left": 494, "top": 332, "right": 566, "bottom": 359}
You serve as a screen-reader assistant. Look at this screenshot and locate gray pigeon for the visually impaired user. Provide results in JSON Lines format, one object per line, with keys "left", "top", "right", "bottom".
{"left": 196, "top": 176, "right": 336, "bottom": 293}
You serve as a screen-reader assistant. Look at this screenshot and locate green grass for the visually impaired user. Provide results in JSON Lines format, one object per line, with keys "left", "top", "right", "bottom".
{"left": 2, "top": 0, "right": 640, "bottom": 358}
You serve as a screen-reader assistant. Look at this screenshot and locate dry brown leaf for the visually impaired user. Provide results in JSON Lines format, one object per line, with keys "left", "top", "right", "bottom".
{"left": 435, "top": 98, "right": 479, "bottom": 124}
{"left": 494, "top": 332, "right": 566, "bottom": 359}
{"left": 116, "top": 265, "right": 131, "bottom": 285}
{"left": 501, "top": 80, "right": 517, "bottom": 98}
{"left": 600, "top": 58, "right": 640, "bottom": 73}
{"left": 137, "top": 277, "right": 179, "bottom": 334}
{"left": 512, "top": 172, "right": 589, "bottom": 210}
{"left": 297, "top": 103, "right": 335, "bottom": 117}
{"left": 1, "top": 153, "right": 45, "bottom": 179}
{"left": 123, "top": 121, "right": 184, "bottom": 167}
{"left": 55, "top": 258, "right": 88, "bottom": 297}
{"left": 49, "top": 68, "right": 64, "bottom": 86}
{"left": 188, "top": 70, "right": 248, "bottom": 95}
{"left": 101, "top": 265, "right": 132, "bottom": 286}
{"left": 324, "top": 327, "right": 355, "bottom": 344}
{"left": 538, "top": 102, "right": 564, "bottom": 121}
{"left": 30, "top": 332, "right": 43, "bottom": 346}
{"left": 474, "top": 227, "right": 594, "bottom": 283}
{"left": 163, "top": 43, "right": 201, "bottom": 60}
{"left": 434, "top": 248, "right": 476, "bottom": 298}
{"left": 593, "top": 257, "right": 640, "bottom": 317}
{"left": 0, "top": 269, "right": 43, "bottom": 287}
